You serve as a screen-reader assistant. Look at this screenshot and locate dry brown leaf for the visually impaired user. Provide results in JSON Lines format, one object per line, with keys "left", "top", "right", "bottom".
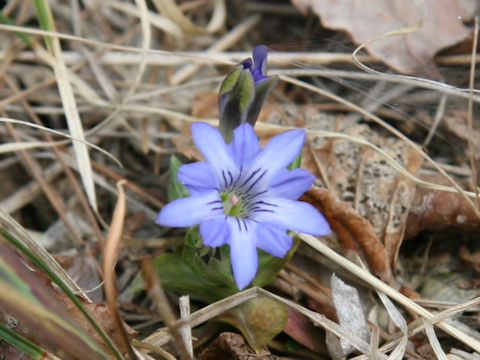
{"left": 444, "top": 109, "right": 480, "bottom": 161}
{"left": 291, "top": 0, "right": 477, "bottom": 78}
{"left": 283, "top": 308, "right": 327, "bottom": 354}
{"left": 301, "top": 187, "right": 392, "bottom": 282}
{"left": 58, "top": 298, "right": 138, "bottom": 356}
{"left": 200, "top": 332, "right": 278, "bottom": 360}
{"left": 295, "top": 109, "right": 422, "bottom": 278}
{"left": 405, "top": 176, "right": 480, "bottom": 238}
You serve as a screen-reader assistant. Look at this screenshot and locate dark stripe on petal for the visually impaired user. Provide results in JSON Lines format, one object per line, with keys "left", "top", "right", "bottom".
{"left": 251, "top": 200, "right": 278, "bottom": 207}
{"left": 246, "top": 169, "right": 267, "bottom": 192}
{"left": 222, "top": 171, "right": 228, "bottom": 187}
{"left": 240, "top": 168, "right": 261, "bottom": 187}
{"left": 235, "top": 217, "right": 241, "bottom": 231}
{"left": 249, "top": 189, "right": 268, "bottom": 198}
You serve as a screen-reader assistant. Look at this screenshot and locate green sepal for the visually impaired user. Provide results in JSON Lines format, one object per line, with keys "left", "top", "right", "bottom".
{"left": 167, "top": 155, "right": 189, "bottom": 201}
{"left": 219, "top": 65, "right": 243, "bottom": 96}
{"left": 245, "top": 75, "right": 279, "bottom": 126}
{"left": 219, "top": 69, "right": 255, "bottom": 143}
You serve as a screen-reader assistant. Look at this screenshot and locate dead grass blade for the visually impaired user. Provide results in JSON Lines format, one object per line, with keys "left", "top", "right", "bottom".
{"left": 466, "top": 16, "right": 480, "bottom": 206}
{"left": 423, "top": 318, "right": 448, "bottom": 360}
{"left": 299, "top": 233, "right": 480, "bottom": 353}
{"left": 141, "top": 261, "right": 192, "bottom": 360}
{"left": 34, "top": 0, "right": 98, "bottom": 212}
{"left": 151, "top": 0, "right": 225, "bottom": 35}
{"left": 0, "top": 117, "right": 122, "bottom": 167}
{"left": 103, "top": 180, "right": 135, "bottom": 359}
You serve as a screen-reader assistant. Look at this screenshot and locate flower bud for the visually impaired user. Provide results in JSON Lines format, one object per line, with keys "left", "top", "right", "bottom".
{"left": 219, "top": 45, "right": 278, "bottom": 142}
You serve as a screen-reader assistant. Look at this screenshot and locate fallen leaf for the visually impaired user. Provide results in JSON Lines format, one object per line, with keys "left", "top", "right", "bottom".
{"left": 216, "top": 297, "right": 288, "bottom": 353}
{"left": 443, "top": 109, "right": 480, "bottom": 161}
{"left": 200, "top": 332, "right": 278, "bottom": 360}
{"left": 295, "top": 106, "right": 423, "bottom": 276}
{"left": 291, "top": 0, "right": 477, "bottom": 78}
{"left": 301, "top": 187, "right": 392, "bottom": 282}
{"left": 405, "top": 176, "right": 480, "bottom": 239}
{"left": 283, "top": 308, "right": 327, "bottom": 354}
{"left": 328, "top": 274, "right": 370, "bottom": 357}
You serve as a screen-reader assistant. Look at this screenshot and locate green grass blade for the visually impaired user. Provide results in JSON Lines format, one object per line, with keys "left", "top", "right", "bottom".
{"left": 0, "top": 322, "right": 52, "bottom": 359}
{"left": 0, "top": 244, "right": 110, "bottom": 360}
{"left": 1, "top": 229, "right": 126, "bottom": 360}
{"left": 33, "top": 0, "right": 53, "bottom": 50}
{"left": 0, "top": 11, "right": 33, "bottom": 47}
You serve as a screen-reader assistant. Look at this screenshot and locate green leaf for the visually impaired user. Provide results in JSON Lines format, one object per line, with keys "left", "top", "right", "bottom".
{"left": 167, "top": 155, "right": 190, "bottom": 201}
{"left": 252, "top": 235, "right": 301, "bottom": 288}
{"left": 150, "top": 251, "right": 238, "bottom": 302}
{"left": 216, "top": 297, "right": 288, "bottom": 352}
{"left": 185, "top": 226, "right": 202, "bottom": 248}
{"left": 288, "top": 152, "right": 302, "bottom": 170}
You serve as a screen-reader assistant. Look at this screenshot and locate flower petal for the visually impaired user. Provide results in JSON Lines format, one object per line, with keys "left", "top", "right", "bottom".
{"left": 191, "top": 122, "right": 238, "bottom": 185}
{"left": 250, "top": 128, "right": 306, "bottom": 181}
{"left": 229, "top": 123, "right": 261, "bottom": 168}
{"left": 269, "top": 168, "right": 314, "bottom": 199}
{"left": 227, "top": 218, "right": 258, "bottom": 289}
{"left": 250, "top": 198, "right": 331, "bottom": 236}
{"left": 256, "top": 223, "right": 293, "bottom": 257}
{"left": 200, "top": 216, "right": 229, "bottom": 247}
{"left": 252, "top": 45, "right": 268, "bottom": 81}
{"left": 178, "top": 162, "right": 218, "bottom": 194}
{"left": 156, "top": 190, "right": 223, "bottom": 227}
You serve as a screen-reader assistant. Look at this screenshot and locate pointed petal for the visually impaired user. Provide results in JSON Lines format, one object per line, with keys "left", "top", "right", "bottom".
{"left": 178, "top": 162, "right": 218, "bottom": 194}
{"left": 250, "top": 129, "right": 306, "bottom": 180}
{"left": 252, "top": 45, "right": 268, "bottom": 81}
{"left": 269, "top": 168, "right": 314, "bottom": 199}
{"left": 191, "top": 122, "right": 238, "bottom": 185}
{"left": 227, "top": 218, "right": 258, "bottom": 289}
{"left": 229, "top": 123, "right": 261, "bottom": 168}
{"left": 156, "top": 191, "right": 223, "bottom": 227}
{"left": 250, "top": 198, "right": 331, "bottom": 236}
{"left": 200, "top": 216, "right": 229, "bottom": 247}
{"left": 256, "top": 224, "right": 293, "bottom": 257}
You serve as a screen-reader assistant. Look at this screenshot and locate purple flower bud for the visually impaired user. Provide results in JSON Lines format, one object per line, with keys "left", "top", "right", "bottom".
{"left": 219, "top": 46, "right": 278, "bottom": 142}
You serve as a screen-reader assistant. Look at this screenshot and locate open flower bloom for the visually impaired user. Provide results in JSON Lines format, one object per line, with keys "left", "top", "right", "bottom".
{"left": 157, "top": 122, "right": 331, "bottom": 289}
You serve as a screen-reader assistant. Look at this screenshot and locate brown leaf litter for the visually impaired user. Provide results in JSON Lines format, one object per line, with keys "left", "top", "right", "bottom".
{"left": 290, "top": 0, "right": 477, "bottom": 78}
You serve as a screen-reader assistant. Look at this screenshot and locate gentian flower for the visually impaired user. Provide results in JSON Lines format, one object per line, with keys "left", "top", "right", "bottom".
{"left": 156, "top": 122, "right": 331, "bottom": 289}
{"left": 219, "top": 45, "right": 278, "bottom": 142}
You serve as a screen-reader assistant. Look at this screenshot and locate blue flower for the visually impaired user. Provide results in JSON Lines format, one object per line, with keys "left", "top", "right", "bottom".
{"left": 156, "top": 122, "right": 331, "bottom": 289}
{"left": 219, "top": 45, "right": 278, "bottom": 142}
